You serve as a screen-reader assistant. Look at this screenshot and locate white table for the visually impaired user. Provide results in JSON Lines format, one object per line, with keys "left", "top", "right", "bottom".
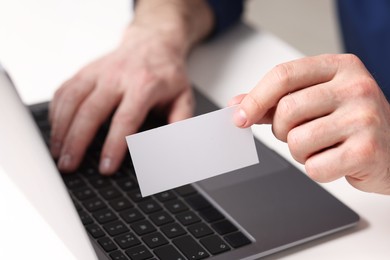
{"left": 0, "top": 0, "right": 389, "bottom": 259}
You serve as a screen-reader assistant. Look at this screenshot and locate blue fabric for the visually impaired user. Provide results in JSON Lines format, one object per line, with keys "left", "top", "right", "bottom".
{"left": 206, "top": 0, "right": 244, "bottom": 36}
{"left": 337, "top": 0, "right": 390, "bottom": 100}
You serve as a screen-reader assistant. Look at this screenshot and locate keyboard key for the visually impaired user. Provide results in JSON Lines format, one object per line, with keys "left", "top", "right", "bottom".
{"left": 63, "top": 175, "right": 86, "bottom": 190}
{"left": 86, "top": 224, "right": 105, "bottom": 238}
{"left": 109, "top": 197, "right": 133, "bottom": 211}
{"left": 142, "top": 232, "right": 168, "bottom": 249}
{"left": 98, "top": 237, "right": 117, "bottom": 252}
{"left": 200, "top": 235, "right": 230, "bottom": 255}
{"left": 165, "top": 200, "right": 188, "bottom": 214}
{"left": 139, "top": 199, "right": 162, "bottom": 214}
{"left": 173, "top": 235, "right": 209, "bottom": 260}
{"left": 120, "top": 208, "right": 145, "bottom": 223}
{"left": 89, "top": 177, "right": 112, "bottom": 189}
{"left": 125, "top": 245, "right": 153, "bottom": 260}
{"left": 154, "top": 191, "right": 177, "bottom": 202}
{"left": 131, "top": 220, "right": 156, "bottom": 235}
{"left": 73, "top": 187, "right": 96, "bottom": 201}
{"left": 83, "top": 197, "right": 106, "bottom": 212}
{"left": 224, "top": 232, "right": 251, "bottom": 248}
{"left": 188, "top": 223, "right": 214, "bottom": 238}
{"left": 199, "top": 207, "right": 224, "bottom": 223}
{"left": 104, "top": 220, "right": 129, "bottom": 236}
{"left": 112, "top": 169, "right": 131, "bottom": 179}
{"left": 79, "top": 164, "right": 99, "bottom": 178}
{"left": 117, "top": 177, "right": 138, "bottom": 191}
{"left": 154, "top": 245, "right": 185, "bottom": 260}
{"left": 175, "top": 185, "right": 197, "bottom": 197}
{"left": 176, "top": 211, "right": 201, "bottom": 226}
{"left": 114, "top": 232, "right": 141, "bottom": 249}
{"left": 128, "top": 189, "right": 150, "bottom": 202}
{"left": 160, "top": 223, "right": 186, "bottom": 239}
{"left": 99, "top": 186, "right": 122, "bottom": 200}
{"left": 93, "top": 208, "right": 118, "bottom": 224}
{"left": 211, "top": 219, "right": 238, "bottom": 235}
{"left": 185, "top": 195, "right": 212, "bottom": 210}
{"left": 109, "top": 251, "right": 128, "bottom": 260}
{"left": 149, "top": 211, "right": 174, "bottom": 226}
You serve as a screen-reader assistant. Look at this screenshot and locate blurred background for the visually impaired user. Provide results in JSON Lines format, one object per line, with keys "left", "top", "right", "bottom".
{"left": 245, "top": 0, "right": 342, "bottom": 56}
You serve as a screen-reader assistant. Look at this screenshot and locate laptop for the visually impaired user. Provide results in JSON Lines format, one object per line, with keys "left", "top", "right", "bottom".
{"left": 0, "top": 65, "right": 359, "bottom": 260}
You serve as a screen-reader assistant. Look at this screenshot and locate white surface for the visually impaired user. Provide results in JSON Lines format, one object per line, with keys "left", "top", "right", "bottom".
{"left": 0, "top": 165, "right": 77, "bottom": 260}
{"left": 0, "top": 0, "right": 130, "bottom": 104}
{"left": 127, "top": 106, "right": 259, "bottom": 197}
{"left": 0, "top": 72, "right": 97, "bottom": 259}
{"left": 0, "top": 0, "right": 389, "bottom": 259}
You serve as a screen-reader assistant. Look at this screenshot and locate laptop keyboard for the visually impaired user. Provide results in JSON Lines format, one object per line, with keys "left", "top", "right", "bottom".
{"left": 31, "top": 105, "right": 251, "bottom": 260}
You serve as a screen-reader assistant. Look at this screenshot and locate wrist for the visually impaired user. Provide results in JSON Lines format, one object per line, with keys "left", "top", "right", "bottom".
{"left": 131, "top": 0, "right": 214, "bottom": 56}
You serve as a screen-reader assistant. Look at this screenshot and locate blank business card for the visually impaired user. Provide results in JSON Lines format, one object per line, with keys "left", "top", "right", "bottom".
{"left": 126, "top": 106, "right": 259, "bottom": 197}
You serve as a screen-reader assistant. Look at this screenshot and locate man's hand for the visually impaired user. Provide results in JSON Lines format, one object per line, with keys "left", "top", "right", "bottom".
{"left": 49, "top": 0, "right": 214, "bottom": 175}
{"left": 230, "top": 54, "right": 390, "bottom": 194}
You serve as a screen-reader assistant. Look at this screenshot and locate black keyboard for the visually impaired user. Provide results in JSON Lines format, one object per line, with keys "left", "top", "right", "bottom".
{"left": 31, "top": 104, "right": 251, "bottom": 260}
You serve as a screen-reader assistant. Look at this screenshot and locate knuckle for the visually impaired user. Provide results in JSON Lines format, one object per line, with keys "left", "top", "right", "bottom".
{"left": 305, "top": 157, "right": 335, "bottom": 183}
{"left": 271, "top": 124, "right": 285, "bottom": 142}
{"left": 53, "top": 87, "right": 64, "bottom": 101}
{"left": 355, "top": 108, "right": 380, "bottom": 129}
{"left": 272, "top": 96, "right": 297, "bottom": 142}
{"left": 276, "top": 95, "right": 296, "bottom": 121}
{"left": 61, "top": 88, "right": 84, "bottom": 104}
{"left": 246, "top": 93, "right": 266, "bottom": 112}
{"left": 352, "top": 137, "right": 377, "bottom": 165}
{"left": 78, "top": 100, "right": 103, "bottom": 119}
{"left": 342, "top": 53, "right": 361, "bottom": 65}
{"left": 112, "top": 112, "right": 137, "bottom": 128}
{"left": 351, "top": 76, "right": 380, "bottom": 99}
{"left": 133, "top": 71, "right": 160, "bottom": 99}
{"left": 305, "top": 159, "right": 324, "bottom": 182}
{"left": 287, "top": 129, "right": 300, "bottom": 152}
{"left": 287, "top": 129, "right": 305, "bottom": 163}
{"left": 272, "top": 63, "right": 295, "bottom": 86}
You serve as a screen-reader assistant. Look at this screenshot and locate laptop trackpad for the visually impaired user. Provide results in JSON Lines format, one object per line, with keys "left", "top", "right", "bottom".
{"left": 198, "top": 165, "right": 359, "bottom": 252}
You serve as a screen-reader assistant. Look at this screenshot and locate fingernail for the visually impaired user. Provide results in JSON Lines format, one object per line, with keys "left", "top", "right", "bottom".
{"left": 58, "top": 154, "right": 72, "bottom": 170}
{"left": 100, "top": 157, "right": 112, "bottom": 175}
{"left": 234, "top": 108, "right": 247, "bottom": 127}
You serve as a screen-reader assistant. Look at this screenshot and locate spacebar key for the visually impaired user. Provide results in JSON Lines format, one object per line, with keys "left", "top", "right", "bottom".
{"left": 173, "top": 235, "right": 210, "bottom": 260}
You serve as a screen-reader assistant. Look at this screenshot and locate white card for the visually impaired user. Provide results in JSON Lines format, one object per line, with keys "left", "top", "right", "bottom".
{"left": 126, "top": 106, "right": 259, "bottom": 197}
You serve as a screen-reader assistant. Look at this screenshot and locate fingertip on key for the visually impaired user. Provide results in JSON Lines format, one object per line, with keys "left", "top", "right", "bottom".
{"left": 99, "top": 157, "right": 113, "bottom": 175}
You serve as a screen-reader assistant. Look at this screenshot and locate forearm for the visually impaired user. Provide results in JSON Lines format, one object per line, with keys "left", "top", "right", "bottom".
{"left": 130, "top": 0, "right": 214, "bottom": 56}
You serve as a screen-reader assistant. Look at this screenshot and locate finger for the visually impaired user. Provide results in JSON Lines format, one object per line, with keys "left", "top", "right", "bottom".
{"left": 272, "top": 81, "right": 337, "bottom": 141}
{"left": 228, "top": 93, "right": 246, "bottom": 106}
{"left": 49, "top": 82, "right": 66, "bottom": 124}
{"left": 234, "top": 55, "right": 340, "bottom": 128}
{"left": 304, "top": 137, "right": 367, "bottom": 183}
{"left": 50, "top": 77, "right": 95, "bottom": 158}
{"left": 167, "top": 89, "right": 194, "bottom": 123}
{"left": 98, "top": 89, "right": 155, "bottom": 175}
{"left": 58, "top": 87, "right": 120, "bottom": 172}
{"left": 286, "top": 111, "right": 348, "bottom": 164}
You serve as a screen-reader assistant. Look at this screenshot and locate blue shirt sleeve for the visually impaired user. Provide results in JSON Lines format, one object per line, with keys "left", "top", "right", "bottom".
{"left": 206, "top": 0, "right": 244, "bottom": 37}
{"left": 337, "top": 0, "right": 390, "bottom": 100}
